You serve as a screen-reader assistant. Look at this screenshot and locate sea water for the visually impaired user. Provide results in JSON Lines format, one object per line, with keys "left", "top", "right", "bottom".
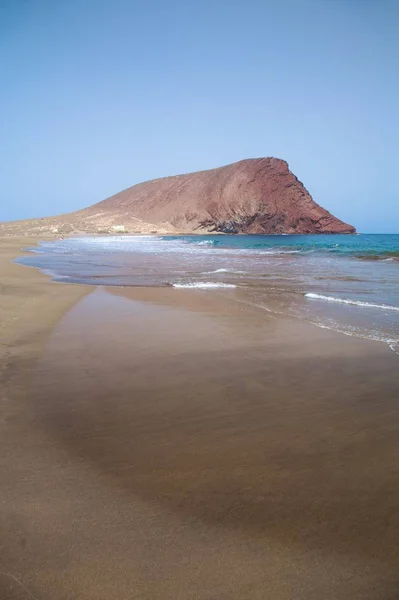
{"left": 17, "top": 234, "right": 399, "bottom": 354}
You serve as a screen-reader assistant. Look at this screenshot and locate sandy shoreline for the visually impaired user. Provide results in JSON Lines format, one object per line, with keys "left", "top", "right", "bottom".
{"left": 1, "top": 236, "right": 399, "bottom": 599}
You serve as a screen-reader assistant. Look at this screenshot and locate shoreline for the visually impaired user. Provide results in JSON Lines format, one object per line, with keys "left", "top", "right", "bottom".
{"left": 0, "top": 235, "right": 92, "bottom": 348}
{"left": 13, "top": 234, "right": 399, "bottom": 357}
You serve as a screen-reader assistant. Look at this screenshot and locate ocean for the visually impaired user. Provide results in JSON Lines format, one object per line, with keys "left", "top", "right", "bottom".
{"left": 17, "top": 233, "right": 399, "bottom": 354}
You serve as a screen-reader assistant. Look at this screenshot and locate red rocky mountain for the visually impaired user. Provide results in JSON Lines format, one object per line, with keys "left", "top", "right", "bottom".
{"left": 0, "top": 158, "right": 355, "bottom": 235}
{"left": 82, "top": 157, "right": 355, "bottom": 234}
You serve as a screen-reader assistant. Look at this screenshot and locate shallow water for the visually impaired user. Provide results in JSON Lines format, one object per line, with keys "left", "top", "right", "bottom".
{"left": 18, "top": 234, "right": 399, "bottom": 353}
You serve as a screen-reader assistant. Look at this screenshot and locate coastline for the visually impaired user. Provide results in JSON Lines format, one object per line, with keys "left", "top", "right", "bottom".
{"left": 1, "top": 236, "right": 399, "bottom": 599}
{"left": 0, "top": 235, "right": 92, "bottom": 370}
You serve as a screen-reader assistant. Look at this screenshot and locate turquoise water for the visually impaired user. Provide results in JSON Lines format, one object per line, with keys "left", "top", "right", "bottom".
{"left": 164, "top": 233, "right": 399, "bottom": 260}
{"left": 17, "top": 234, "right": 399, "bottom": 354}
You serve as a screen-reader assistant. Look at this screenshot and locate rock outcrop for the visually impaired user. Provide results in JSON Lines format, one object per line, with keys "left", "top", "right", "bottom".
{"left": 0, "top": 158, "right": 355, "bottom": 235}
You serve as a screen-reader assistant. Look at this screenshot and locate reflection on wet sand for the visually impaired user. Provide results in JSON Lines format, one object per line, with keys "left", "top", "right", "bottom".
{"left": 12, "top": 287, "right": 397, "bottom": 599}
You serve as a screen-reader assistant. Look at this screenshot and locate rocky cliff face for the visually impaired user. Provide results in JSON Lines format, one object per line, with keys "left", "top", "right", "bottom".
{"left": 82, "top": 158, "right": 355, "bottom": 234}
{"left": 0, "top": 158, "right": 355, "bottom": 235}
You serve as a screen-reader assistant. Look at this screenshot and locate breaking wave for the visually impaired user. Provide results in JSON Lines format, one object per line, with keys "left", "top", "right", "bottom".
{"left": 173, "top": 281, "right": 237, "bottom": 289}
{"left": 305, "top": 293, "right": 399, "bottom": 312}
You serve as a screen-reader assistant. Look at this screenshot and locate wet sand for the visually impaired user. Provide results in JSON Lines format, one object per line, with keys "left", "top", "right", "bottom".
{"left": 1, "top": 237, "right": 399, "bottom": 599}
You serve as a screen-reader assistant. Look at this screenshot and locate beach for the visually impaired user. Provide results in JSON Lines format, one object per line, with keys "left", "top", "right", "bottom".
{"left": 1, "top": 236, "right": 399, "bottom": 599}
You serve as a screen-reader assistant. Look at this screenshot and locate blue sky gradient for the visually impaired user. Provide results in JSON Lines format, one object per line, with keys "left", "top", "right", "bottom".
{"left": 1, "top": 0, "right": 398, "bottom": 232}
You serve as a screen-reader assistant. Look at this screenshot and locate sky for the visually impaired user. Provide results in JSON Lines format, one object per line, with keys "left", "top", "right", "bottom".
{"left": 1, "top": 0, "right": 398, "bottom": 233}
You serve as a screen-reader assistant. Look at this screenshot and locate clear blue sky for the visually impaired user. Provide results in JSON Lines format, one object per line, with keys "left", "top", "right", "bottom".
{"left": 1, "top": 0, "right": 398, "bottom": 232}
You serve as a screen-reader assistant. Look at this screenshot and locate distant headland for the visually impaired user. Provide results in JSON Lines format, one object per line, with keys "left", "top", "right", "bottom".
{"left": 0, "top": 158, "right": 355, "bottom": 235}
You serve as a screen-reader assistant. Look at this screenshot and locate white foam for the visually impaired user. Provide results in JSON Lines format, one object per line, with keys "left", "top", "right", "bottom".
{"left": 389, "top": 342, "right": 399, "bottom": 356}
{"left": 173, "top": 281, "right": 237, "bottom": 289}
{"left": 202, "top": 268, "right": 245, "bottom": 274}
{"left": 42, "top": 268, "right": 70, "bottom": 280}
{"left": 305, "top": 293, "right": 399, "bottom": 312}
{"left": 309, "top": 319, "right": 399, "bottom": 356}
{"left": 269, "top": 249, "right": 302, "bottom": 254}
